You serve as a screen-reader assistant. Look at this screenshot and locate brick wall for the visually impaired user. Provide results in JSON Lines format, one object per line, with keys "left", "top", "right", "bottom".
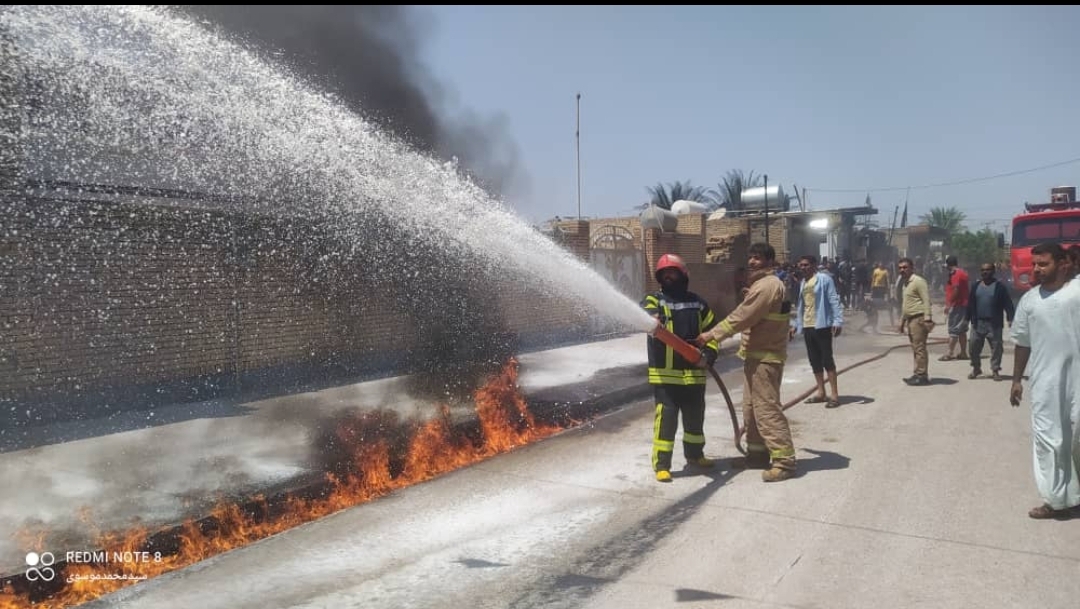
{"left": 588, "top": 216, "right": 643, "bottom": 243}
{"left": 636, "top": 235, "right": 737, "bottom": 321}
{"left": 553, "top": 219, "right": 591, "bottom": 261}
{"left": 0, "top": 196, "right": 611, "bottom": 423}
{"left": 2, "top": 200, "right": 234, "bottom": 403}
{"left": 705, "top": 217, "right": 749, "bottom": 263}
{"left": 707, "top": 216, "right": 789, "bottom": 262}
{"left": 639, "top": 215, "right": 738, "bottom": 319}
{"left": 0, "top": 26, "right": 18, "bottom": 193}
{"left": 641, "top": 214, "right": 707, "bottom": 294}
{"left": 762, "top": 216, "right": 789, "bottom": 260}
{"left": 685, "top": 262, "right": 739, "bottom": 321}
{"left": 0, "top": 196, "right": 762, "bottom": 422}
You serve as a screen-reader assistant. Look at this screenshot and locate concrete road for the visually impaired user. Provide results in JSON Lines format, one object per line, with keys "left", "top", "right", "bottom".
{"left": 83, "top": 314, "right": 1080, "bottom": 609}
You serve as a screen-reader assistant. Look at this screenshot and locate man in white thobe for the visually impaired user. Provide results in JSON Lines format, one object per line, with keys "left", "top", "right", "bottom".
{"left": 1010, "top": 242, "right": 1080, "bottom": 519}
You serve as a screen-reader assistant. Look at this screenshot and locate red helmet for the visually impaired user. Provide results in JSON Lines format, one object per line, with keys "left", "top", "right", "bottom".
{"left": 655, "top": 253, "right": 688, "bottom": 281}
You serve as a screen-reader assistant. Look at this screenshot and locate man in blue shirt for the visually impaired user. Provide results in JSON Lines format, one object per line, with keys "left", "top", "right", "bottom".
{"left": 790, "top": 255, "right": 845, "bottom": 408}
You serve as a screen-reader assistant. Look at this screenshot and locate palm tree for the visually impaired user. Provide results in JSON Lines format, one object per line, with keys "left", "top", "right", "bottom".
{"left": 641, "top": 180, "right": 710, "bottom": 210}
{"left": 919, "top": 206, "right": 967, "bottom": 234}
{"left": 708, "top": 169, "right": 764, "bottom": 211}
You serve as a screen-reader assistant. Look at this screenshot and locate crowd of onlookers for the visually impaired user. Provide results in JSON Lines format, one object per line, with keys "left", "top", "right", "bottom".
{"left": 782, "top": 244, "right": 1080, "bottom": 519}
{"left": 650, "top": 242, "right": 1080, "bottom": 517}
{"left": 751, "top": 253, "right": 1065, "bottom": 323}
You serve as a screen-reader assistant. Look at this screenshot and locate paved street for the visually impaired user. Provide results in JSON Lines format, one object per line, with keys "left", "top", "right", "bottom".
{"left": 24, "top": 308, "right": 1071, "bottom": 609}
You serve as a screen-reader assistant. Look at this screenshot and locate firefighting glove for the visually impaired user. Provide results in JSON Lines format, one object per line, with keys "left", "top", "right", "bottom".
{"left": 698, "top": 348, "right": 717, "bottom": 368}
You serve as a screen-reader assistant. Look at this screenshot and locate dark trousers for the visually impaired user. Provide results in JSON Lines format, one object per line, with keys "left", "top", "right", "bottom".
{"left": 803, "top": 327, "right": 836, "bottom": 373}
{"left": 969, "top": 319, "right": 1004, "bottom": 372}
{"left": 854, "top": 281, "right": 870, "bottom": 302}
{"left": 652, "top": 384, "right": 707, "bottom": 471}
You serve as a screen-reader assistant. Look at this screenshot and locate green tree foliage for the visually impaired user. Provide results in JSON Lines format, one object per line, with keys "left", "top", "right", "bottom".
{"left": 920, "top": 206, "right": 968, "bottom": 234}
{"left": 708, "top": 169, "right": 764, "bottom": 211}
{"left": 642, "top": 180, "right": 710, "bottom": 210}
{"left": 950, "top": 229, "right": 1003, "bottom": 268}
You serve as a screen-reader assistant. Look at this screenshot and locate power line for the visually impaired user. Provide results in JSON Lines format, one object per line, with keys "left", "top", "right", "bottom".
{"left": 809, "top": 155, "right": 1080, "bottom": 194}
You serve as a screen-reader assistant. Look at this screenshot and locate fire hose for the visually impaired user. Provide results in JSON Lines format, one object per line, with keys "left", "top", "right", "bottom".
{"left": 648, "top": 322, "right": 950, "bottom": 456}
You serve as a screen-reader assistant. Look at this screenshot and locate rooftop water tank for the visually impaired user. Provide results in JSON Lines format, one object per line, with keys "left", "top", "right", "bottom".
{"left": 740, "top": 185, "right": 789, "bottom": 212}
{"left": 1050, "top": 186, "right": 1076, "bottom": 204}
{"left": 671, "top": 199, "right": 710, "bottom": 215}
{"left": 640, "top": 205, "right": 678, "bottom": 232}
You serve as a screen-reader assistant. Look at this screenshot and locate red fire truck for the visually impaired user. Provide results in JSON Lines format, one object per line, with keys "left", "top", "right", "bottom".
{"left": 1010, "top": 186, "right": 1080, "bottom": 292}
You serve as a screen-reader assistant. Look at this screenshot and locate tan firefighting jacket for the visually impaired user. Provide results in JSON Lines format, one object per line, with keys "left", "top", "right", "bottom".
{"left": 710, "top": 269, "right": 790, "bottom": 363}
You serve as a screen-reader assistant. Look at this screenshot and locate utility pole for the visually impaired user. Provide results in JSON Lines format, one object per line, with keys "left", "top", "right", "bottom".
{"left": 576, "top": 92, "right": 582, "bottom": 220}
{"left": 764, "top": 174, "right": 769, "bottom": 244}
{"left": 888, "top": 205, "right": 899, "bottom": 247}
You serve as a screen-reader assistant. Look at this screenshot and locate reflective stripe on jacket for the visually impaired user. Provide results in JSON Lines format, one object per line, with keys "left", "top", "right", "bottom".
{"left": 641, "top": 292, "right": 719, "bottom": 385}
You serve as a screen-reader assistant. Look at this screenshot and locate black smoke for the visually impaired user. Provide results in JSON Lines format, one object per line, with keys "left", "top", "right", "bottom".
{"left": 180, "top": 5, "right": 527, "bottom": 201}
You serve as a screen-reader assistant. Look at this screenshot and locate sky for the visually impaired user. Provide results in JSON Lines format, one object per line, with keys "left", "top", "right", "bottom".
{"left": 416, "top": 5, "right": 1080, "bottom": 236}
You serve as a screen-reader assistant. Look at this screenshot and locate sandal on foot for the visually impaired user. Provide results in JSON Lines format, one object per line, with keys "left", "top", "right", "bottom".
{"left": 938, "top": 354, "right": 956, "bottom": 361}
{"left": 1028, "top": 504, "right": 1068, "bottom": 519}
{"left": 804, "top": 395, "right": 828, "bottom": 404}
{"left": 826, "top": 398, "right": 841, "bottom": 409}
{"left": 968, "top": 370, "right": 982, "bottom": 379}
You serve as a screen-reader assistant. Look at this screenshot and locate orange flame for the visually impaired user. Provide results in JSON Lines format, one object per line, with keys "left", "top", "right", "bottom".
{"left": 1, "top": 358, "right": 561, "bottom": 609}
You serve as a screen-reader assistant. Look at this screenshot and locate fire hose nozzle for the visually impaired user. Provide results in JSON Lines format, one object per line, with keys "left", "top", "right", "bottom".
{"left": 649, "top": 322, "right": 703, "bottom": 366}
{"left": 649, "top": 322, "right": 745, "bottom": 455}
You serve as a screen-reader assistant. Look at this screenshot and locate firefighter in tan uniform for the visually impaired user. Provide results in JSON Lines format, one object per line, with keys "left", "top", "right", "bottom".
{"left": 695, "top": 242, "right": 797, "bottom": 482}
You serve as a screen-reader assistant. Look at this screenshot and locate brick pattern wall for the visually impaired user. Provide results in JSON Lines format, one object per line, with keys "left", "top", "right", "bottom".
{"left": 706, "top": 217, "right": 748, "bottom": 257}
{"left": 685, "top": 262, "right": 738, "bottom": 321}
{"left": 762, "top": 217, "right": 788, "bottom": 260}
{"left": 588, "top": 216, "right": 643, "bottom": 244}
{"left": 636, "top": 232, "right": 737, "bottom": 321}
{"left": 493, "top": 277, "right": 595, "bottom": 338}
{"left": 641, "top": 214, "right": 707, "bottom": 293}
{"left": 1, "top": 198, "right": 760, "bottom": 418}
{"left": 553, "top": 219, "right": 591, "bottom": 261}
{"left": 0, "top": 25, "right": 20, "bottom": 192}
{"left": 0, "top": 197, "right": 606, "bottom": 418}
{"left": 707, "top": 216, "right": 789, "bottom": 262}
{"left": 1, "top": 199, "right": 239, "bottom": 403}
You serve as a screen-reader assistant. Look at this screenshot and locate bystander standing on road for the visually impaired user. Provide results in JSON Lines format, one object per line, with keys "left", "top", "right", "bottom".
{"left": 1009, "top": 242, "right": 1080, "bottom": 520}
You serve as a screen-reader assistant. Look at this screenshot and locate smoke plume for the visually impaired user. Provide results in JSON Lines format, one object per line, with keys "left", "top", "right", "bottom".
{"left": 181, "top": 5, "right": 528, "bottom": 201}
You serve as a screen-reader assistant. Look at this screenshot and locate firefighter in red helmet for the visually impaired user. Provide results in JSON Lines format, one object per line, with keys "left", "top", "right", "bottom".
{"left": 640, "top": 253, "right": 721, "bottom": 482}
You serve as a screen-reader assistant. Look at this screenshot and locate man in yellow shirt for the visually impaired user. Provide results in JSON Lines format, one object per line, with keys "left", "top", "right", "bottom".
{"left": 870, "top": 261, "right": 894, "bottom": 329}
{"left": 898, "top": 257, "right": 934, "bottom": 385}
